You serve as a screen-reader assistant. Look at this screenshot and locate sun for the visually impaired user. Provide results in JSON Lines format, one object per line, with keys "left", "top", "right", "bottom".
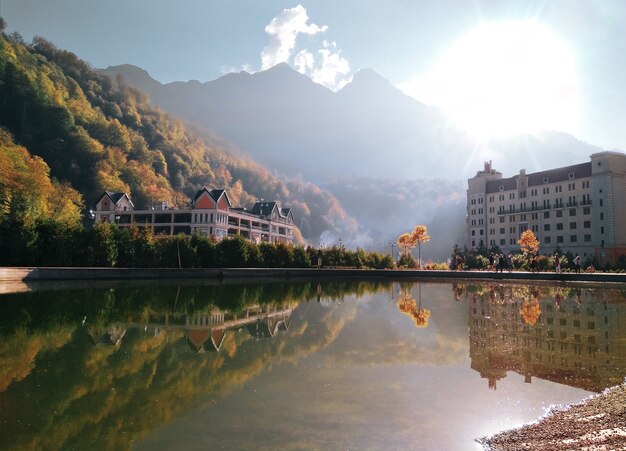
{"left": 401, "top": 21, "right": 580, "bottom": 138}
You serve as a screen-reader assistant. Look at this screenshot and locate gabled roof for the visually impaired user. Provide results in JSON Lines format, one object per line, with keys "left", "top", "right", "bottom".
{"left": 193, "top": 187, "right": 232, "bottom": 207}
{"left": 96, "top": 191, "right": 134, "bottom": 208}
{"left": 251, "top": 201, "right": 278, "bottom": 216}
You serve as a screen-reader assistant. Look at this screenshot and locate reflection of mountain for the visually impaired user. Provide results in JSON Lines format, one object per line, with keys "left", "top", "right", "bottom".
{"left": 463, "top": 284, "right": 626, "bottom": 392}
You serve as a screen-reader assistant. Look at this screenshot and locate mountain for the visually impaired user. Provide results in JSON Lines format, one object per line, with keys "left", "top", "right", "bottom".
{"left": 101, "top": 63, "right": 605, "bottom": 258}
{"left": 0, "top": 34, "right": 359, "bottom": 244}
{"left": 101, "top": 63, "right": 603, "bottom": 182}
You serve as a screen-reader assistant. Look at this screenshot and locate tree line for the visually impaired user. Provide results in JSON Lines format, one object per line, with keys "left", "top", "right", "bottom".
{"left": 0, "top": 221, "right": 395, "bottom": 269}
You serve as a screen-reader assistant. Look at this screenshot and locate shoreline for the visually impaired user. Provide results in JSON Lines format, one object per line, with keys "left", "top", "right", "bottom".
{"left": 479, "top": 382, "right": 626, "bottom": 450}
{"left": 1, "top": 266, "right": 626, "bottom": 283}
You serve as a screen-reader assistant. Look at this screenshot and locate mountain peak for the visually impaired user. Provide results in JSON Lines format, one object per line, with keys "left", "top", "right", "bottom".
{"left": 349, "top": 68, "right": 392, "bottom": 88}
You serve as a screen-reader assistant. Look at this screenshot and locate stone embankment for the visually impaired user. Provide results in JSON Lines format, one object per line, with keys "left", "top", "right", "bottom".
{"left": 479, "top": 383, "right": 626, "bottom": 450}
{"left": 1, "top": 267, "right": 626, "bottom": 283}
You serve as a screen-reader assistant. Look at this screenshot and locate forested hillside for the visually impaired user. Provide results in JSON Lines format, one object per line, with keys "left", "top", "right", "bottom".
{"left": 0, "top": 31, "right": 355, "bottom": 242}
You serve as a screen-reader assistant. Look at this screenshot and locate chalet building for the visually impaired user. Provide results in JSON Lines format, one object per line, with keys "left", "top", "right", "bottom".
{"left": 467, "top": 151, "right": 626, "bottom": 266}
{"left": 92, "top": 187, "right": 297, "bottom": 244}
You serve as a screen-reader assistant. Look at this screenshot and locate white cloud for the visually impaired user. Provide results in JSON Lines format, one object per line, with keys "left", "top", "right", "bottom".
{"left": 261, "top": 4, "right": 327, "bottom": 71}
{"left": 221, "top": 63, "right": 256, "bottom": 75}
{"left": 259, "top": 5, "right": 352, "bottom": 91}
{"left": 310, "top": 41, "right": 351, "bottom": 90}
{"left": 294, "top": 49, "right": 315, "bottom": 74}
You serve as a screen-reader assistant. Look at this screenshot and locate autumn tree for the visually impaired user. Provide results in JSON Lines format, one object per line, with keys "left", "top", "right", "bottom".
{"left": 397, "top": 233, "right": 414, "bottom": 258}
{"left": 411, "top": 225, "right": 430, "bottom": 269}
{"left": 518, "top": 229, "right": 539, "bottom": 257}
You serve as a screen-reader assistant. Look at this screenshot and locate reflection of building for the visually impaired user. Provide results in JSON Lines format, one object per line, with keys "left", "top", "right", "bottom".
{"left": 89, "top": 304, "right": 294, "bottom": 354}
{"left": 92, "top": 188, "right": 296, "bottom": 243}
{"left": 466, "top": 153, "right": 626, "bottom": 265}
{"left": 466, "top": 285, "right": 626, "bottom": 392}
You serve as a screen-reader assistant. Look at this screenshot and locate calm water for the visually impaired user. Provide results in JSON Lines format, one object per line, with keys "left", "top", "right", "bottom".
{"left": 0, "top": 280, "right": 625, "bottom": 450}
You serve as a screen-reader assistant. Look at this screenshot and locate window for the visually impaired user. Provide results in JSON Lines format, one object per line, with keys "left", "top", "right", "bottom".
{"left": 544, "top": 211, "right": 550, "bottom": 219}
{"left": 545, "top": 236, "right": 552, "bottom": 243}
{"left": 600, "top": 212, "right": 604, "bottom": 220}
{"left": 600, "top": 199, "right": 603, "bottom": 206}
{"left": 583, "top": 207, "right": 590, "bottom": 215}
{"left": 569, "top": 172, "right": 575, "bottom": 179}
{"left": 543, "top": 177, "right": 549, "bottom": 183}
{"left": 480, "top": 229, "right": 484, "bottom": 235}
{"left": 471, "top": 230, "right": 475, "bottom": 236}
{"left": 500, "top": 239, "right": 506, "bottom": 245}
{"left": 499, "top": 185, "right": 504, "bottom": 191}
{"left": 499, "top": 217, "right": 505, "bottom": 223}
{"left": 601, "top": 226, "right": 604, "bottom": 234}
{"left": 557, "top": 236, "right": 564, "bottom": 243}
{"left": 569, "top": 209, "right": 576, "bottom": 216}
{"left": 570, "top": 235, "right": 578, "bottom": 242}
{"left": 556, "top": 210, "right": 563, "bottom": 218}
{"left": 544, "top": 224, "right": 551, "bottom": 231}
{"left": 499, "top": 228, "right": 505, "bottom": 234}
{"left": 570, "top": 222, "right": 577, "bottom": 229}
{"left": 584, "top": 221, "right": 591, "bottom": 228}
{"left": 584, "top": 234, "right": 591, "bottom": 242}
{"left": 557, "top": 223, "right": 564, "bottom": 230}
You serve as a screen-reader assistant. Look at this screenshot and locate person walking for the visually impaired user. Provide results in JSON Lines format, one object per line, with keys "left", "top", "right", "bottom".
{"left": 507, "top": 253, "right": 514, "bottom": 272}
{"left": 493, "top": 253, "right": 499, "bottom": 272}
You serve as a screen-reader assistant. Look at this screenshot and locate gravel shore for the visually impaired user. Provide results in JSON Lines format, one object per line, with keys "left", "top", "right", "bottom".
{"left": 479, "top": 383, "right": 626, "bottom": 450}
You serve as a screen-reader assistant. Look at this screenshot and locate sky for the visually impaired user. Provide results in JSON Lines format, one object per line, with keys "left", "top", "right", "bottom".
{"left": 3, "top": 0, "right": 626, "bottom": 150}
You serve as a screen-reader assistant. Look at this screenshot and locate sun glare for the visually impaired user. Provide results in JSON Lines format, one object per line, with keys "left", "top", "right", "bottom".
{"left": 403, "top": 21, "right": 580, "bottom": 138}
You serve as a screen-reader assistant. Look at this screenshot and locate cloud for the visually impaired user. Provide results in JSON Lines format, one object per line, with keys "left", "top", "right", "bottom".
{"left": 293, "top": 49, "right": 314, "bottom": 74}
{"left": 260, "top": 5, "right": 351, "bottom": 91}
{"left": 310, "top": 41, "right": 351, "bottom": 90}
{"left": 220, "top": 63, "right": 256, "bottom": 75}
{"left": 261, "top": 4, "right": 327, "bottom": 71}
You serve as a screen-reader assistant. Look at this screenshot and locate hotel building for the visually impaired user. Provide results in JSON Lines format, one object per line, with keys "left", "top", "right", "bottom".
{"left": 467, "top": 151, "right": 626, "bottom": 266}
{"left": 92, "top": 187, "right": 297, "bottom": 244}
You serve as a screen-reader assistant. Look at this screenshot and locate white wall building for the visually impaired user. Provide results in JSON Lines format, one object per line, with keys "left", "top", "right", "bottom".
{"left": 92, "top": 187, "right": 297, "bottom": 244}
{"left": 467, "top": 152, "right": 626, "bottom": 266}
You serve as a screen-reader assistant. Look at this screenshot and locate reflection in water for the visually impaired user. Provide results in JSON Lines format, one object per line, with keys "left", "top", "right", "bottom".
{"left": 455, "top": 283, "right": 626, "bottom": 392}
{"left": 397, "top": 285, "right": 431, "bottom": 328}
{"left": 0, "top": 280, "right": 624, "bottom": 450}
{"left": 0, "top": 281, "right": 386, "bottom": 451}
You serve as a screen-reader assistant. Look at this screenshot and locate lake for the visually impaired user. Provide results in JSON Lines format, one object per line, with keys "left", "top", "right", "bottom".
{"left": 0, "top": 279, "right": 624, "bottom": 450}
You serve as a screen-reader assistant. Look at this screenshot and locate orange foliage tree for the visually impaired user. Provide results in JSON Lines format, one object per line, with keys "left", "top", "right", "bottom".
{"left": 411, "top": 225, "right": 430, "bottom": 269}
{"left": 518, "top": 229, "right": 539, "bottom": 257}
{"left": 397, "top": 233, "right": 414, "bottom": 258}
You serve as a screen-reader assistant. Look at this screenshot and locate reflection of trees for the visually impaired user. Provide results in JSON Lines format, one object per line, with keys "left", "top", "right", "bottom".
{"left": 397, "top": 285, "right": 430, "bottom": 328}
{"left": 461, "top": 282, "right": 626, "bottom": 392}
{"left": 0, "top": 280, "right": 389, "bottom": 450}
{"left": 519, "top": 297, "right": 541, "bottom": 326}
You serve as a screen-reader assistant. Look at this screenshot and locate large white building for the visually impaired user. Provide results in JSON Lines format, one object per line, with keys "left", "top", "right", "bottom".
{"left": 467, "top": 152, "right": 626, "bottom": 266}
{"left": 92, "top": 187, "right": 297, "bottom": 244}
